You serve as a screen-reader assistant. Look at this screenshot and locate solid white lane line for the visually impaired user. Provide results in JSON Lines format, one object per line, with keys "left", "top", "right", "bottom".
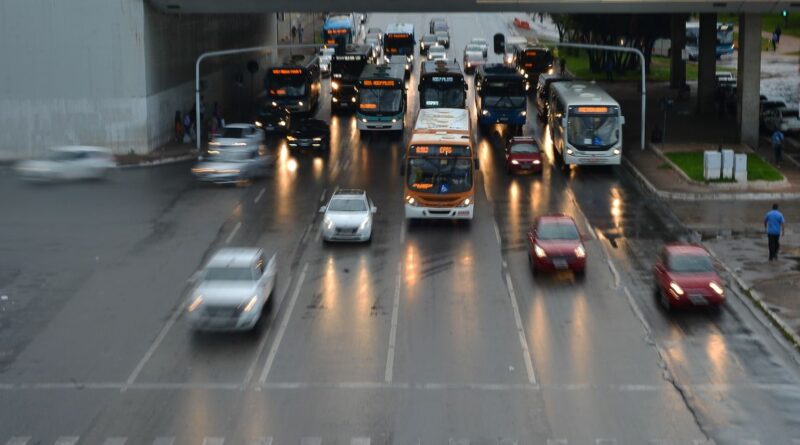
{"left": 607, "top": 257, "right": 620, "bottom": 289}
{"left": 493, "top": 219, "right": 502, "bottom": 245}
{"left": 259, "top": 263, "right": 309, "bottom": 384}
{"left": 351, "top": 437, "right": 370, "bottom": 445}
{"left": 54, "top": 438, "right": 79, "bottom": 445}
{"left": 300, "top": 437, "right": 322, "bottom": 445}
{"left": 546, "top": 440, "right": 568, "bottom": 445}
{"left": 124, "top": 302, "right": 185, "bottom": 389}
{"left": 504, "top": 271, "right": 537, "bottom": 384}
{"left": 385, "top": 263, "right": 403, "bottom": 382}
{"left": 225, "top": 221, "right": 242, "bottom": 245}
{"left": 254, "top": 187, "right": 266, "bottom": 204}
{"left": 250, "top": 437, "right": 273, "bottom": 445}
{"left": 5, "top": 437, "right": 31, "bottom": 445}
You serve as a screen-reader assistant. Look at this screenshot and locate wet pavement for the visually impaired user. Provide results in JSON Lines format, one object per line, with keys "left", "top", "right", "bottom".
{"left": 1, "top": 12, "right": 800, "bottom": 445}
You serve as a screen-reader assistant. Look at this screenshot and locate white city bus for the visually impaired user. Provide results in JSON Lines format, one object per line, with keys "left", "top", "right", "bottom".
{"left": 548, "top": 82, "right": 624, "bottom": 166}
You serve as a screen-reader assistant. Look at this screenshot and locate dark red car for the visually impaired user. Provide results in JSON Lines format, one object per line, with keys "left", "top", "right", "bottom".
{"left": 506, "top": 136, "right": 543, "bottom": 174}
{"left": 653, "top": 244, "right": 725, "bottom": 310}
{"left": 527, "top": 214, "right": 586, "bottom": 276}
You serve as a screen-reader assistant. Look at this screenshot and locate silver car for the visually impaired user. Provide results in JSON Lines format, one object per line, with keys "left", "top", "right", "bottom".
{"left": 186, "top": 248, "right": 277, "bottom": 331}
{"left": 319, "top": 189, "right": 377, "bottom": 242}
{"left": 192, "top": 147, "right": 274, "bottom": 184}
{"left": 15, "top": 146, "right": 116, "bottom": 181}
{"left": 427, "top": 45, "right": 447, "bottom": 61}
{"left": 469, "top": 37, "right": 489, "bottom": 57}
{"left": 319, "top": 47, "right": 336, "bottom": 75}
{"left": 463, "top": 44, "right": 487, "bottom": 73}
{"left": 209, "top": 124, "right": 265, "bottom": 151}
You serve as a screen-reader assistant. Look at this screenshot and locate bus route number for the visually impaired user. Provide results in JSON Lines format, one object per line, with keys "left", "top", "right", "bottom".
{"left": 431, "top": 76, "right": 453, "bottom": 82}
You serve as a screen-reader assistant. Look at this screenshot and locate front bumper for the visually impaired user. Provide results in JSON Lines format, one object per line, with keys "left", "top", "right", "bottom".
{"left": 508, "top": 160, "right": 543, "bottom": 173}
{"left": 288, "top": 139, "right": 326, "bottom": 149}
{"left": 531, "top": 253, "right": 586, "bottom": 273}
{"left": 665, "top": 288, "right": 725, "bottom": 308}
{"left": 564, "top": 150, "right": 621, "bottom": 165}
{"left": 187, "top": 307, "right": 260, "bottom": 331}
{"left": 193, "top": 172, "right": 244, "bottom": 184}
{"left": 478, "top": 112, "right": 526, "bottom": 126}
{"left": 322, "top": 226, "right": 371, "bottom": 242}
{"left": 405, "top": 204, "right": 474, "bottom": 220}
{"left": 357, "top": 117, "right": 403, "bottom": 131}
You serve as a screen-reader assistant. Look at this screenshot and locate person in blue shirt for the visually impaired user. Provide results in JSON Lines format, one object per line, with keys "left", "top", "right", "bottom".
{"left": 764, "top": 203, "right": 785, "bottom": 261}
{"left": 772, "top": 129, "right": 784, "bottom": 167}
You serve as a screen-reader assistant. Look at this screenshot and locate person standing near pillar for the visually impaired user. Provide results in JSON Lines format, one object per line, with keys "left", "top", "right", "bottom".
{"left": 764, "top": 203, "right": 785, "bottom": 261}
{"left": 772, "top": 128, "right": 784, "bottom": 167}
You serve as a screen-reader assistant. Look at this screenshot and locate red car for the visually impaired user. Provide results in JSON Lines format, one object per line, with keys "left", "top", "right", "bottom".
{"left": 527, "top": 214, "right": 586, "bottom": 276}
{"left": 505, "top": 136, "right": 543, "bottom": 174}
{"left": 653, "top": 244, "right": 725, "bottom": 310}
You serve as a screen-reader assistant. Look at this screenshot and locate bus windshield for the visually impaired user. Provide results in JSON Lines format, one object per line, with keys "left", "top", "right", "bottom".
{"left": 481, "top": 80, "right": 525, "bottom": 108}
{"left": 385, "top": 34, "right": 414, "bottom": 55}
{"left": 420, "top": 88, "right": 465, "bottom": 108}
{"left": 359, "top": 88, "right": 402, "bottom": 114}
{"left": 407, "top": 157, "right": 473, "bottom": 194}
{"left": 567, "top": 113, "right": 620, "bottom": 150}
{"left": 269, "top": 73, "right": 307, "bottom": 97}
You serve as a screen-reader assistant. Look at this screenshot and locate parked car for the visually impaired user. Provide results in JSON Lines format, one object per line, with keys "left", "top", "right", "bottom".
{"left": 760, "top": 99, "right": 787, "bottom": 131}
{"left": 469, "top": 37, "right": 489, "bottom": 58}
{"left": 208, "top": 124, "right": 265, "bottom": 151}
{"left": 434, "top": 30, "right": 451, "bottom": 49}
{"left": 653, "top": 244, "right": 725, "bottom": 310}
{"left": 463, "top": 44, "right": 487, "bottom": 74}
{"left": 254, "top": 103, "right": 291, "bottom": 134}
{"left": 192, "top": 147, "right": 274, "bottom": 184}
{"left": 286, "top": 118, "right": 331, "bottom": 151}
{"left": 319, "top": 189, "right": 377, "bottom": 242}
{"left": 505, "top": 136, "right": 543, "bottom": 174}
{"left": 319, "top": 47, "right": 336, "bottom": 76}
{"left": 15, "top": 146, "right": 115, "bottom": 181}
{"left": 527, "top": 214, "right": 587, "bottom": 276}
{"left": 419, "top": 34, "right": 439, "bottom": 56}
{"left": 427, "top": 45, "right": 447, "bottom": 61}
{"left": 762, "top": 107, "right": 800, "bottom": 133}
{"left": 186, "top": 248, "right": 277, "bottom": 331}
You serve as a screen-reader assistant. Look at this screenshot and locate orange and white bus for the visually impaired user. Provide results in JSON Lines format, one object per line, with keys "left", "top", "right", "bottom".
{"left": 402, "top": 108, "right": 478, "bottom": 220}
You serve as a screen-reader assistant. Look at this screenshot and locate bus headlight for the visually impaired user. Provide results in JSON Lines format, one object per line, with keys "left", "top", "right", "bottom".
{"left": 278, "top": 120, "right": 286, "bottom": 126}
{"left": 271, "top": 101, "right": 277, "bottom": 106}
{"left": 361, "top": 118, "right": 368, "bottom": 123}
{"left": 392, "top": 118, "right": 398, "bottom": 123}
{"left": 255, "top": 121, "right": 263, "bottom": 127}
{"left": 524, "top": 73, "right": 529, "bottom": 79}
{"left": 481, "top": 109, "right": 489, "bottom": 116}
{"left": 298, "top": 101, "right": 304, "bottom": 106}
{"left": 613, "top": 149, "right": 621, "bottom": 155}
{"left": 566, "top": 149, "right": 573, "bottom": 155}
{"left": 458, "top": 197, "right": 473, "bottom": 207}
{"left": 351, "top": 97, "right": 357, "bottom": 103}
{"left": 405, "top": 196, "right": 418, "bottom": 206}
{"left": 331, "top": 81, "right": 339, "bottom": 90}
{"left": 520, "top": 110, "right": 527, "bottom": 116}
{"left": 332, "top": 97, "right": 339, "bottom": 103}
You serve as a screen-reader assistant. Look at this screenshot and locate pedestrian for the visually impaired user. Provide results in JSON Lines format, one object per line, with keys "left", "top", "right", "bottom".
{"left": 772, "top": 128, "right": 784, "bottom": 166}
{"left": 776, "top": 25, "right": 782, "bottom": 44}
{"left": 298, "top": 24, "right": 304, "bottom": 43}
{"left": 173, "top": 110, "right": 183, "bottom": 142}
{"left": 605, "top": 57, "right": 614, "bottom": 81}
{"left": 291, "top": 25, "right": 297, "bottom": 42}
{"left": 559, "top": 57, "right": 566, "bottom": 75}
{"left": 182, "top": 112, "right": 193, "bottom": 143}
{"left": 764, "top": 203, "right": 785, "bottom": 261}
{"left": 772, "top": 31, "right": 779, "bottom": 51}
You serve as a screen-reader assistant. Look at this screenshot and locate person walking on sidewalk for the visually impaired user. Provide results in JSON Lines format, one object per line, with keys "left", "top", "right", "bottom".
{"left": 771, "top": 129, "right": 784, "bottom": 167}
{"left": 771, "top": 31, "right": 779, "bottom": 51}
{"left": 765, "top": 203, "right": 785, "bottom": 261}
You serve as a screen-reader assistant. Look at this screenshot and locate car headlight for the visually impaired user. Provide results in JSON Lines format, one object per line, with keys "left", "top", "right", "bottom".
{"left": 467, "top": 62, "right": 471, "bottom": 67}
{"left": 331, "top": 81, "right": 339, "bottom": 90}
{"left": 511, "top": 159, "right": 519, "bottom": 165}
{"left": 207, "top": 150, "right": 219, "bottom": 155}
{"left": 421, "top": 43, "right": 426, "bottom": 49}
{"left": 351, "top": 97, "right": 357, "bottom": 103}
{"left": 255, "top": 121, "right": 263, "bottom": 127}
{"left": 278, "top": 120, "right": 287, "bottom": 126}
{"left": 313, "top": 137, "right": 322, "bottom": 141}
{"left": 187, "top": 295, "right": 203, "bottom": 312}
{"left": 534, "top": 244, "right": 547, "bottom": 258}
{"left": 575, "top": 245, "right": 586, "bottom": 258}
{"left": 233, "top": 142, "right": 247, "bottom": 146}
{"left": 525, "top": 84, "right": 530, "bottom": 91}
{"left": 242, "top": 295, "right": 259, "bottom": 312}
{"left": 271, "top": 101, "right": 277, "bottom": 106}
{"left": 532, "top": 159, "right": 541, "bottom": 164}
{"left": 481, "top": 109, "right": 489, "bottom": 116}
{"left": 286, "top": 135, "right": 296, "bottom": 141}
{"left": 709, "top": 282, "right": 725, "bottom": 296}
{"left": 298, "top": 101, "right": 304, "bottom": 106}
{"left": 209, "top": 141, "right": 221, "bottom": 146}
{"left": 669, "top": 282, "right": 684, "bottom": 297}
{"left": 332, "top": 97, "right": 339, "bottom": 103}
{"left": 521, "top": 110, "right": 527, "bottom": 116}
{"left": 324, "top": 216, "right": 334, "bottom": 230}
{"left": 219, "top": 168, "right": 240, "bottom": 174}
{"left": 524, "top": 73, "right": 529, "bottom": 79}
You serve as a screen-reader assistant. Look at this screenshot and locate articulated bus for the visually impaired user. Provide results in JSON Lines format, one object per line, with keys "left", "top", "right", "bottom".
{"left": 418, "top": 60, "right": 467, "bottom": 109}
{"left": 323, "top": 14, "right": 356, "bottom": 45}
{"left": 356, "top": 63, "right": 407, "bottom": 132}
{"left": 383, "top": 23, "right": 415, "bottom": 64}
{"left": 474, "top": 64, "right": 527, "bottom": 132}
{"left": 403, "top": 108, "right": 477, "bottom": 220}
{"left": 264, "top": 55, "right": 321, "bottom": 114}
{"left": 547, "top": 82, "right": 624, "bottom": 166}
{"left": 330, "top": 44, "right": 373, "bottom": 112}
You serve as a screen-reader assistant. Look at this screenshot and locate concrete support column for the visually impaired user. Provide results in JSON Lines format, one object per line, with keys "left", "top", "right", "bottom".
{"left": 670, "top": 14, "right": 687, "bottom": 88}
{"left": 696, "top": 13, "right": 717, "bottom": 114}
{"left": 267, "top": 13, "right": 278, "bottom": 66}
{"left": 737, "top": 13, "right": 762, "bottom": 147}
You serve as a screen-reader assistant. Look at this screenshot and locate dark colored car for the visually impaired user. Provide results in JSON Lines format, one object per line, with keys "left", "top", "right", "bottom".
{"left": 286, "top": 118, "right": 331, "bottom": 150}
{"left": 254, "top": 104, "right": 291, "bottom": 133}
{"left": 527, "top": 214, "right": 587, "bottom": 276}
{"left": 506, "top": 136, "right": 543, "bottom": 174}
{"left": 653, "top": 244, "right": 725, "bottom": 310}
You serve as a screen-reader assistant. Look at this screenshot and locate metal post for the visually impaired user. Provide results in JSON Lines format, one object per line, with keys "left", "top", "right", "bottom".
{"left": 554, "top": 42, "right": 647, "bottom": 151}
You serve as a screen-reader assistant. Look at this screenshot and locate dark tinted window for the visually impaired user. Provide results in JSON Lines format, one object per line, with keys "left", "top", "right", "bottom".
{"left": 669, "top": 254, "right": 713, "bottom": 273}
{"left": 537, "top": 221, "right": 579, "bottom": 240}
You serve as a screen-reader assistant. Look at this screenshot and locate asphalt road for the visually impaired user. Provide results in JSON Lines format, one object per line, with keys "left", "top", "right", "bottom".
{"left": 2, "top": 12, "right": 800, "bottom": 445}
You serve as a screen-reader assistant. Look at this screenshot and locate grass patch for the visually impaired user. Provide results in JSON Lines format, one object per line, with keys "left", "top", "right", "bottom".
{"left": 665, "top": 151, "right": 784, "bottom": 182}
{"left": 559, "top": 50, "right": 733, "bottom": 82}
{"left": 657, "top": 162, "right": 672, "bottom": 170}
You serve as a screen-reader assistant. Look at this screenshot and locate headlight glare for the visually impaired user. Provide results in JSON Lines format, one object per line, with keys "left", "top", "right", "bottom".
{"left": 534, "top": 245, "right": 546, "bottom": 258}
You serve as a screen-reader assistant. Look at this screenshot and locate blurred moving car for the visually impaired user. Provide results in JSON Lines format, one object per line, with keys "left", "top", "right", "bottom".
{"left": 527, "top": 214, "right": 587, "bottom": 276}
{"left": 209, "top": 124, "right": 265, "bottom": 151}
{"left": 365, "top": 35, "right": 383, "bottom": 59}
{"left": 653, "top": 244, "right": 725, "bottom": 310}
{"left": 463, "top": 44, "right": 487, "bottom": 74}
{"left": 762, "top": 107, "right": 800, "bottom": 134}
{"left": 15, "top": 146, "right": 115, "bottom": 181}
{"left": 469, "top": 37, "right": 489, "bottom": 58}
{"left": 254, "top": 103, "right": 291, "bottom": 134}
{"left": 427, "top": 45, "right": 447, "bottom": 61}
{"left": 434, "top": 30, "right": 451, "bottom": 49}
{"left": 287, "top": 118, "right": 331, "bottom": 151}
{"left": 419, "top": 34, "right": 439, "bottom": 56}
{"left": 192, "top": 147, "right": 274, "bottom": 184}
{"left": 319, "top": 47, "right": 336, "bottom": 76}
{"left": 319, "top": 189, "right": 377, "bottom": 242}
{"left": 186, "top": 248, "right": 277, "bottom": 331}
{"left": 367, "top": 27, "right": 383, "bottom": 40}
{"left": 505, "top": 136, "right": 543, "bottom": 174}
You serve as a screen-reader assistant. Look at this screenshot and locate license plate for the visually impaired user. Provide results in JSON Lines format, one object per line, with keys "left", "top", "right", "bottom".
{"left": 265, "top": 125, "right": 274, "bottom": 129}
{"left": 520, "top": 164, "right": 531, "bottom": 169}
{"left": 553, "top": 259, "right": 568, "bottom": 269}
{"left": 688, "top": 294, "right": 708, "bottom": 305}
{"left": 499, "top": 117, "right": 509, "bottom": 122}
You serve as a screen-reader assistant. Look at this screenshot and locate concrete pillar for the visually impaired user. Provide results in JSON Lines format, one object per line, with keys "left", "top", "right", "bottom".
{"left": 670, "top": 14, "right": 687, "bottom": 88}
{"left": 696, "top": 13, "right": 717, "bottom": 114}
{"left": 737, "top": 13, "right": 762, "bottom": 147}
{"left": 267, "top": 13, "right": 278, "bottom": 66}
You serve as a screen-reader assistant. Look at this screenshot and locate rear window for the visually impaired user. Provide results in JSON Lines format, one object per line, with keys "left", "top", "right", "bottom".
{"left": 537, "top": 222, "right": 579, "bottom": 240}
{"left": 669, "top": 254, "right": 713, "bottom": 273}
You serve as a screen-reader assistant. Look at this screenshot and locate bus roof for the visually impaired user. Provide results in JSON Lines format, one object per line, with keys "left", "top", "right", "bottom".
{"left": 333, "top": 44, "right": 373, "bottom": 59}
{"left": 276, "top": 54, "right": 319, "bottom": 70}
{"left": 323, "top": 15, "right": 353, "bottom": 30}
{"left": 421, "top": 60, "right": 463, "bottom": 76}
{"left": 385, "top": 23, "right": 415, "bottom": 35}
{"left": 411, "top": 108, "right": 471, "bottom": 145}
{"left": 551, "top": 82, "right": 621, "bottom": 108}
{"left": 359, "top": 63, "right": 405, "bottom": 81}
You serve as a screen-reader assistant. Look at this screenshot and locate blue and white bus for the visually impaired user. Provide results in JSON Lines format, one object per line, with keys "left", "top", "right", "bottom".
{"left": 356, "top": 63, "right": 407, "bottom": 132}
{"left": 474, "top": 64, "right": 526, "bottom": 132}
{"left": 323, "top": 14, "right": 356, "bottom": 45}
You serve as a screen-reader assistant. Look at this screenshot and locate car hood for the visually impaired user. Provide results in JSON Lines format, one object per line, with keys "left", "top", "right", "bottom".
{"left": 537, "top": 239, "right": 582, "bottom": 255}
{"left": 195, "top": 281, "right": 257, "bottom": 306}
{"left": 325, "top": 211, "right": 369, "bottom": 227}
{"left": 667, "top": 272, "right": 721, "bottom": 289}
{"left": 509, "top": 153, "right": 542, "bottom": 161}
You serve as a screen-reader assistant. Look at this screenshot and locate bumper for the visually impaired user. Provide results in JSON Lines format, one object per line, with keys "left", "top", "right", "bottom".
{"left": 357, "top": 118, "right": 403, "bottom": 131}
{"left": 531, "top": 254, "right": 586, "bottom": 273}
{"left": 405, "top": 204, "right": 474, "bottom": 220}
{"left": 188, "top": 309, "right": 260, "bottom": 331}
{"left": 322, "top": 227, "right": 371, "bottom": 242}
{"left": 478, "top": 113, "right": 526, "bottom": 126}
{"left": 564, "top": 151, "right": 621, "bottom": 166}
{"left": 193, "top": 173, "right": 244, "bottom": 184}
{"left": 332, "top": 96, "right": 358, "bottom": 109}
{"left": 664, "top": 289, "right": 725, "bottom": 308}
{"left": 260, "top": 123, "right": 288, "bottom": 133}
{"left": 508, "top": 161, "right": 543, "bottom": 173}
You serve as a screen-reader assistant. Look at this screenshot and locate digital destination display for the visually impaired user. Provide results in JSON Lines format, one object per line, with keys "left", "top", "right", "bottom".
{"left": 271, "top": 68, "right": 303, "bottom": 75}
{"left": 575, "top": 106, "right": 611, "bottom": 114}
{"left": 362, "top": 79, "right": 398, "bottom": 87}
{"left": 411, "top": 145, "right": 471, "bottom": 157}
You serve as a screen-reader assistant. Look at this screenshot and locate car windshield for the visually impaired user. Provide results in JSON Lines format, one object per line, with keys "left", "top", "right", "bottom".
{"left": 48, "top": 150, "right": 86, "bottom": 161}
{"left": 567, "top": 114, "right": 620, "bottom": 150}
{"left": 328, "top": 198, "right": 367, "bottom": 212}
{"left": 537, "top": 222, "right": 580, "bottom": 240}
{"left": 220, "top": 127, "right": 246, "bottom": 138}
{"left": 510, "top": 143, "right": 539, "bottom": 153}
{"left": 359, "top": 88, "right": 402, "bottom": 114}
{"left": 669, "top": 254, "right": 714, "bottom": 273}
{"left": 204, "top": 266, "right": 254, "bottom": 281}
{"left": 407, "top": 157, "right": 473, "bottom": 194}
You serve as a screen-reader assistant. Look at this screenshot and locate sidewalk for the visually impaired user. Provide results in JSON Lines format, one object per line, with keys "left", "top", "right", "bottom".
{"left": 115, "top": 140, "right": 197, "bottom": 168}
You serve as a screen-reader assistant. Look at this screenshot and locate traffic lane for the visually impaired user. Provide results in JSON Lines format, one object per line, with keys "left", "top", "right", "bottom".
{"left": 0, "top": 389, "right": 113, "bottom": 441}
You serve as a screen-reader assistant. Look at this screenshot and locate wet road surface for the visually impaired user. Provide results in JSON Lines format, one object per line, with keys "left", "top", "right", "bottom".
{"left": 2, "top": 12, "right": 800, "bottom": 445}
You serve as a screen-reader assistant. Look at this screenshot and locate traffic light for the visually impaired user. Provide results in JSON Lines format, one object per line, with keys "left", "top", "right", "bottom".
{"left": 782, "top": 10, "right": 788, "bottom": 17}
{"left": 783, "top": 10, "right": 789, "bottom": 25}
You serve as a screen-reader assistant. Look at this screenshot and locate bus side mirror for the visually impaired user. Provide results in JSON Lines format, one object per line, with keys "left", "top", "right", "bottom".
{"left": 475, "top": 159, "right": 480, "bottom": 170}
{"left": 493, "top": 33, "right": 505, "bottom": 55}
{"left": 620, "top": 116, "right": 626, "bottom": 125}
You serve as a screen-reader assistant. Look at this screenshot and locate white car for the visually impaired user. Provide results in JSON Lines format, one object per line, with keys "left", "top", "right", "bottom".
{"left": 463, "top": 44, "right": 487, "bottom": 73}
{"left": 192, "top": 147, "right": 274, "bottom": 184}
{"left": 186, "top": 248, "right": 276, "bottom": 331}
{"left": 469, "top": 37, "right": 489, "bottom": 58}
{"left": 15, "top": 146, "right": 115, "bottom": 181}
{"left": 319, "top": 47, "right": 336, "bottom": 76}
{"left": 366, "top": 36, "right": 382, "bottom": 58}
{"left": 427, "top": 45, "right": 447, "bottom": 61}
{"left": 208, "top": 124, "right": 264, "bottom": 151}
{"left": 763, "top": 107, "right": 800, "bottom": 134}
{"left": 367, "top": 27, "right": 382, "bottom": 40}
{"left": 319, "top": 189, "right": 377, "bottom": 242}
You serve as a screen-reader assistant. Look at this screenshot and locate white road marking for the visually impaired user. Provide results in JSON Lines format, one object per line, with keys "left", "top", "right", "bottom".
{"left": 493, "top": 219, "right": 502, "bottom": 245}
{"left": 547, "top": 440, "right": 568, "bottom": 445}
{"left": 124, "top": 301, "right": 185, "bottom": 389}
{"left": 351, "top": 437, "right": 370, "bottom": 445}
{"left": 319, "top": 188, "right": 327, "bottom": 202}
{"left": 103, "top": 438, "right": 127, "bottom": 445}
{"left": 202, "top": 438, "right": 224, "bottom": 445}
{"left": 5, "top": 438, "right": 31, "bottom": 445}
{"left": 254, "top": 187, "right": 266, "bottom": 204}
{"left": 225, "top": 222, "right": 242, "bottom": 244}
{"left": 152, "top": 438, "right": 176, "bottom": 445}
{"left": 450, "top": 439, "right": 469, "bottom": 445}
{"left": 623, "top": 286, "right": 654, "bottom": 336}
{"left": 259, "top": 262, "right": 309, "bottom": 384}
{"left": 54, "top": 438, "right": 79, "bottom": 445}
{"left": 504, "top": 271, "right": 537, "bottom": 384}
{"left": 385, "top": 263, "right": 403, "bottom": 382}
{"left": 595, "top": 440, "right": 618, "bottom": 445}
{"left": 607, "top": 256, "right": 620, "bottom": 289}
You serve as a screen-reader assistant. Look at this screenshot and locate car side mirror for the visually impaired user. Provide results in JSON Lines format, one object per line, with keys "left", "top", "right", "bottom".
{"left": 318, "top": 205, "right": 326, "bottom": 213}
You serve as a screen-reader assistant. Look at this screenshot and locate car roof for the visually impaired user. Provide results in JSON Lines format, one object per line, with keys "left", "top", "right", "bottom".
{"left": 537, "top": 214, "right": 577, "bottom": 225}
{"left": 207, "top": 248, "right": 263, "bottom": 268}
{"left": 664, "top": 244, "right": 708, "bottom": 256}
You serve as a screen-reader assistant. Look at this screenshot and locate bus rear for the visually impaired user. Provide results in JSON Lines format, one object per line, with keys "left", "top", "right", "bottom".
{"left": 323, "top": 14, "right": 354, "bottom": 45}
{"left": 331, "top": 47, "right": 371, "bottom": 111}
{"left": 265, "top": 59, "right": 320, "bottom": 114}
{"left": 418, "top": 61, "right": 467, "bottom": 109}
{"left": 515, "top": 47, "right": 554, "bottom": 88}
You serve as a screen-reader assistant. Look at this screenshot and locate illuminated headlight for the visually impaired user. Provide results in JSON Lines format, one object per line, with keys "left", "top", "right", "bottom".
{"left": 405, "top": 195, "right": 418, "bottom": 206}
{"left": 286, "top": 135, "right": 296, "bottom": 141}
{"left": 521, "top": 110, "right": 527, "bottom": 116}
{"left": 332, "top": 97, "right": 339, "bottom": 103}
{"left": 271, "top": 101, "right": 277, "bottom": 106}
{"left": 511, "top": 159, "right": 519, "bottom": 165}
{"left": 255, "top": 121, "right": 263, "bottom": 127}
{"left": 324, "top": 216, "right": 335, "bottom": 230}
{"left": 566, "top": 149, "right": 574, "bottom": 155}
{"left": 298, "top": 101, "right": 304, "bottom": 106}
{"left": 278, "top": 120, "right": 286, "bottom": 126}
{"left": 313, "top": 137, "right": 322, "bottom": 141}
{"left": 548, "top": 68, "right": 554, "bottom": 75}
{"left": 481, "top": 109, "right": 489, "bottom": 116}
{"left": 525, "top": 84, "right": 530, "bottom": 91}
{"left": 669, "top": 282, "right": 684, "bottom": 297}
{"left": 209, "top": 141, "right": 221, "bottom": 146}
{"left": 709, "top": 282, "right": 725, "bottom": 296}
{"left": 392, "top": 118, "right": 398, "bottom": 123}
{"left": 207, "top": 150, "right": 220, "bottom": 155}
{"left": 613, "top": 149, "right": 621, "bottom": 155}
{"left": 361, "top": 118, "right": 368, "bottom": 123}
{"left": 534, "top": 244, "right": 547, "bottom": 258}
{"left": 219, "top": 168, "right": 240, "bottom": 174}
{"left": 458, "top": 197, "right": 472, "bottom": 207}
{"left": 232, "top": 142, "right": 247, "bottom": 146}
{"left": 574, "top": 245, "right": 586, "bottom": 258}
{"left": 407, "top": 55, "right": 413, "bottom": 62}
{"left": 187, "top": 295, "right": 203, "bottom": 312}
{"left": 532, "top": 159, "right": 541, "bottom": 164}
{"left": 405, "top": 64, "right": 410, "bottom": 70}
{"left": 467, "top": 62, "right": 471, "bottom": 67}
{"left": 242, "top": 295, "right": 259, "bottom": 312}
{"left": 331, "top": 81, "right": 339, "bottom": 90}
{"left": 524, "top": 73, "right": 529, "bottom": 79}
{"left": 351, "top": 97, "right": 357, "bottom": 103}
{"left": 421, "top": 43, "right": 426, "bottom": 49}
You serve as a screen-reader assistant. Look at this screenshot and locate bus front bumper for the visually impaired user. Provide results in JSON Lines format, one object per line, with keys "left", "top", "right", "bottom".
{"left": 405, "top": 204, "right": 474, "bottom": 220}
{"left": 564, "top": 149, "right": 621, "bottom": 165}
{"left": 357, "top": 117, "right": 404, "bottom": 131}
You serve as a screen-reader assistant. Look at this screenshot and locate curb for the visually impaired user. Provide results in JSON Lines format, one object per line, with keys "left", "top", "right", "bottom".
{"left": 706, "top": 247, "right": 800, "bottom": 354}
{"left": 622, "top": 156, "right": 800, "bottom": 201}
{"left": 116, "top": 154, "right": 196, "bottom": 169}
